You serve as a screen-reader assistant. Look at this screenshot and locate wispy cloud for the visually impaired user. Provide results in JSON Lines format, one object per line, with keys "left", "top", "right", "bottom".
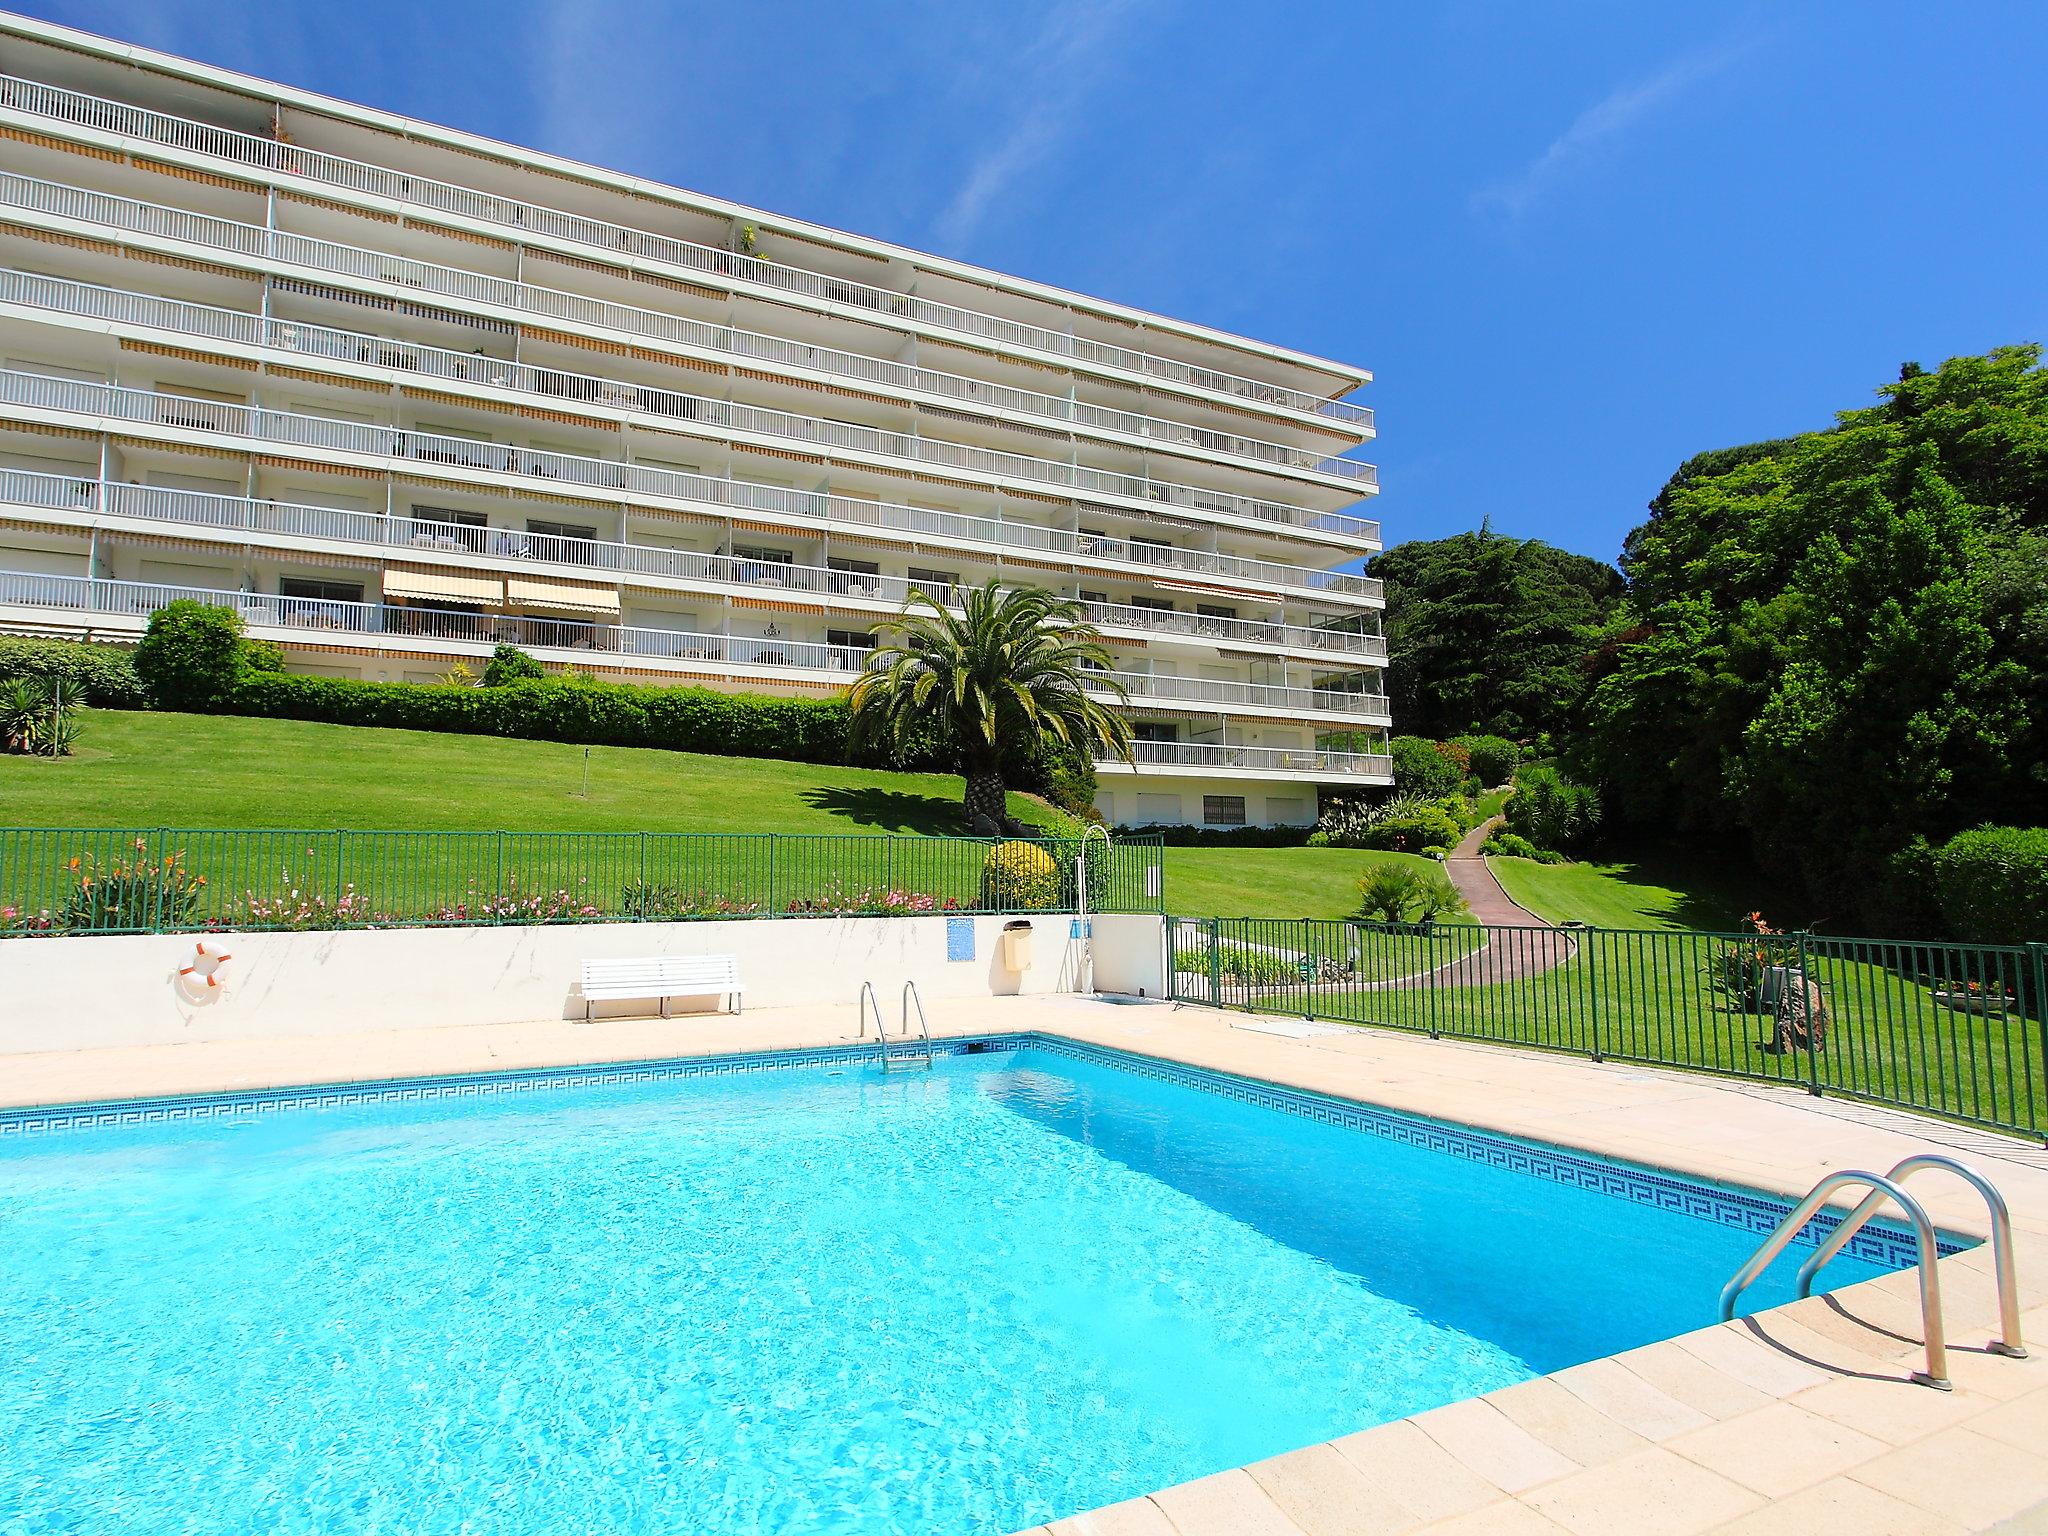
{"left": 930, "top": 0, "right": 1149, "bottom": 253}
{"left": 1473, "top": 35, "right": 1756, "bottom": 219}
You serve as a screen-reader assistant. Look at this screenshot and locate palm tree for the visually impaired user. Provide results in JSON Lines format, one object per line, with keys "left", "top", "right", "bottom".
{"left": 850, "top": 581, "right": 1134, "bottom": 831}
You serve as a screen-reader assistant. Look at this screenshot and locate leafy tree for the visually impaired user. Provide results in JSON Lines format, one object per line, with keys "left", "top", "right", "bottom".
{"left": 482, "top": 643, "right": 546, "bottom": 686}
{"left": 1369, "top": 527, "right": 1623, "bottom": 739}
{"left": 849, "top": 581, "right": 1133, "bottom": 831}
{"left": 1388, "top": 735, "right": 1464, "bottom": 798}
{"left": 1580, "top": 346, "right": 2048, "bottom": 925}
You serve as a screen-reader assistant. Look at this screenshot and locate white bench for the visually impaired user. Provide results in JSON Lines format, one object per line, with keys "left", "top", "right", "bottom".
{"left": 580, "top": 955, "right": 744, "bottom": 1020}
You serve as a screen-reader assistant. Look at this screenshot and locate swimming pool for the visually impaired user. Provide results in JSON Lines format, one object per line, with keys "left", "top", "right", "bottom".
{"left": 0, "top": 1036, "right": 1950, "bottom": 1534}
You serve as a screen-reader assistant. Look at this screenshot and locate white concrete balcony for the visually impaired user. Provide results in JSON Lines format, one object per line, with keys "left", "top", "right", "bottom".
{"left": 0, "top": 470, "right": 1385, "bottom": 660}
{"left": 0, "top": 372, "right": 1384, "bottom": 603}
{"left": 0, "top": 71, "right": 1373, "bottom": 433}
{"left": 0, "top": 267, "right": 1380, "bottom": 543}
{"left": 0, "top": 172, "right": 1382, "bottom": 531}
{"left": 1101, "top": 740, "right": 1393, "bottom": 782}
{"left": 0, "top": 567, "right": 1386, "bottom": 724}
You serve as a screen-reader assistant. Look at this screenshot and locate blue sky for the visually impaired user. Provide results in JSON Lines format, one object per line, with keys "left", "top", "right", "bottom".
{"left": 15, "top": 0, "right": 2047, "bottom": 564}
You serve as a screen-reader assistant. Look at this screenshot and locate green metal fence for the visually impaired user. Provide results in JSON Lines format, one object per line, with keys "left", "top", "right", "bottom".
{"left": 0, "top": 828, "right": 1165, "bottom": 934}
{"left": 1168, "top": 915, "right": 2048, "bottom": 1140}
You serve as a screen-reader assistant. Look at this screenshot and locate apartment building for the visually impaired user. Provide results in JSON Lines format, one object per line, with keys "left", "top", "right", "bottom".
{"left": 0, "top": 13, "right": 1392, "bottom": 827}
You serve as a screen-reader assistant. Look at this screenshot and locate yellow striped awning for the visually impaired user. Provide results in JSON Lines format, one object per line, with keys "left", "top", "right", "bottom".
{"left": 383, "top": 565, "right": 506, "bottom": 604}
{"left": 507, "top": 574, "right": 621, "bottom": 615}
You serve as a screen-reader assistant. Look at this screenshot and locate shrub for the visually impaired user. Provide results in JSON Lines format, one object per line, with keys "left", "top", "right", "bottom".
{"left": 134, "top": 601, "right": 247, "bottom": 711}
{"left": 1389, "top": 735, "right": 1464, "bottom": 798}
{"left": 482, "top": 643, "right": 546, "bottom": 686}
{"left": 1932, "top": 826, "right": 2048, "bottom": 945}
{"left": 0, "top": 637, "right": 146, "bottom": 708}
{"left": 1481, "top": 830, "right": 1563, "bottom": 864}
{"left": 1362, "top": 803, "right": 1465, "bottom": 855}
{"left": 1357, "top": 865, "right": 1424, "bottom": 922}
{"left": 1452, "top": 734, "right": 1519, "bottom": 787}
{"left": 1112, "top": 823, "right": 1312, "bottom": 847}
{"left": 224, "top": 670, "right": 945, "bottom": 771}
{"left": 978, "top": 840, "right": 1060, "bottom": 910}
{"left": 241, "top": 639, "right": 286, "bottom": 675}
{"left": 1505, "top": 763, "right": 1602, "bottom": 853}
{"left": 1, "top": 678, "right": 84, "bottom": 758}
{"left": 1410, "top": 869, "right": 1468, "bottom": 923}
{"left": 1172, "top": 940, "right": 1298, "bottom": 985}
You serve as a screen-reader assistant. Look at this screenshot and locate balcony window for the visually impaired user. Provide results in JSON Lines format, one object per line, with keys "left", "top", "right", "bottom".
{"left": 1129, "top": 595, "right": 1173, "bottom": 614}
{"left": 1202, "top": 795, "right": 1247, "bottom": 827}
{"left": 1197, "top": 603, "right": 1238, "bottom": 620}
{"left": 279, "top": 577, "right": 365, "bottom": 604}
{"left": 826, "top": 628, "right": 878, "bottom": 651}
{"left": 1133, "top": 722, "right": 1179, "bottom": 744}
{"left": 409, "top": 506, "right": 489, "bottom": 553}
{"left": 528, "top": 519, "right": 598, "bottom": 543}
{"left": 827, "top": 558, "right": 883, "bottom": 598}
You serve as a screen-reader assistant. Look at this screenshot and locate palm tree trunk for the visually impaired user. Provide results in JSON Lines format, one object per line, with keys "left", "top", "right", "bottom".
{"left": 963, "top": 762, "right": 1008, "bottom": 834}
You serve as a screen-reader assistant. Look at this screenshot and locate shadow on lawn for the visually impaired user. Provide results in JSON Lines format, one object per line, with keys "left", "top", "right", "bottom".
{"left": 798, "top": 786, "right": 970, "bottom": 835}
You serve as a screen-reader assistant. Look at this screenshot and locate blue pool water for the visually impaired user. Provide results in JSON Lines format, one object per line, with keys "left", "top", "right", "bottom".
{"left": 0, "top": 1038, "right": 1925, "bottom": 1535}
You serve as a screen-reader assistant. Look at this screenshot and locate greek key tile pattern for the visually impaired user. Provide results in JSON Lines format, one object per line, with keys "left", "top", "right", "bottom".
{"left": 0, "top": 1031, "right": 1955, "bottom": 1270}
{"left": 1022, "top": 1037, "right": 1967, "bottom": 1271}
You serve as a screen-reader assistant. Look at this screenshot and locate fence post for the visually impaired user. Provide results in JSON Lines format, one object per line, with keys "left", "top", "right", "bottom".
{"left": 767, "top": 835, "right": 778, "bottom": 915}
{"left": 2032, "top": 942, "right": 2048, "bottom": 1144}
{"left": 335, "top": 829, "right": 346, "bottom": 917}
{"left": 1208, "top": 916, "right": 1222, "bottom": 1008}
{"left": 494, "top": 830, "right": 505, "bottom": 924}
{"left": 151, "top": 827, "right": 167, "bottom": 934}
{"left": 1426, "top": 923, "right": 1441, "bottom": 1039}
{"left": 637, "top": 831, "right": 647, "bottom": 921}
{"left": 1302, "top": 915, "right": 1314, "bottom": 1022}
{"left": 1587, "top": 926, "right": 1602, "bottom": 1062}
{"left": 1799, "top": 929, "right": 1822, "bottom": 1097}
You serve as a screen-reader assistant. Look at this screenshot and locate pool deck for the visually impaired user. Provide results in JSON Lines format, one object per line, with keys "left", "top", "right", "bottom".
{"left": 7, "top": 993, "right": 2048, "bottom": 1535}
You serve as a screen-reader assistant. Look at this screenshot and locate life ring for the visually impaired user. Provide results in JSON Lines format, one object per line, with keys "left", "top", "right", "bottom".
{"left": 178, "top": 941, "right": 232, "bottom": 990}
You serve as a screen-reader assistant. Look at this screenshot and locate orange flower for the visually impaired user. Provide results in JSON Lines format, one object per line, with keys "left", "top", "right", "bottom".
{"left": 66, "top": 856, "right": 80, "bottom": 871}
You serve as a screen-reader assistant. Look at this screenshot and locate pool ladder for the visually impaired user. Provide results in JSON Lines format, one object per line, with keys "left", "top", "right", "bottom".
{"left": 858, "top": 980, "right": 935, "bottom": 1073}
{"left": 1719, "top": 1153, "right": 2025, "bottom": 1391}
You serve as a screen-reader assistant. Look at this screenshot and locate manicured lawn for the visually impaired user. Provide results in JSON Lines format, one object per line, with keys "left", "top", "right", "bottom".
{"left": 0, "top": 709, "right": 1061, "bottom": 835}
{"left": 1162, "top": 845, "right": 1443, "bottom": 920}
{"left": 1489, "top": 842, "right": 1764, "bottom": 932}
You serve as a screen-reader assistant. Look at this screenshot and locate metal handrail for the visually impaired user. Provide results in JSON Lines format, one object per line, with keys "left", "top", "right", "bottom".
{"left": 1719, "top": 1170, "right": 1950, "bottom": 1389}
{"left": 858, "top": 979, "right": 884, "bottom": 1046}
{"left": 1077, "top": 824, "right": 1112, "bottom": 993}
{"left": 1796, "top": 1155, "right": 2026, "bottom": 1359}
{"left": 0, "top": 369, "right": 1385, "bottom": 600}
{"left": 0, "top": 169, "right": 1381, "bottom": 522}
{"left": 0, "top": 70, "right": 1373, "bottom": 428}
{"left": 899, "top": 981, "right": 935, "bottom": 1071}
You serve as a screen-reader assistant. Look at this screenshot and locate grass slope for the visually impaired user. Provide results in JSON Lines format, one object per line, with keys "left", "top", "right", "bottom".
{"left": 1489, "top": 844, "right": 1761, "bottom": 932}
{"left": 1164, "top": 846, "right": 1437, "bottom": 920}
{"left": 0, "top": 710, "right": 1062, "bottom": 835}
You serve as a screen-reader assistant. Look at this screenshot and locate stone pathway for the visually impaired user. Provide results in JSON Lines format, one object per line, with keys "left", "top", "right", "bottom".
{"left": 1411, "top": 814, "right": 1577, "bottom": 987}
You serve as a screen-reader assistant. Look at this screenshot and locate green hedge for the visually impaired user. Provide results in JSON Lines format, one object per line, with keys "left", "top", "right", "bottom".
{"left": 230, "top": 671, "right": 939, "bottom": 768}
{"left": 1932, "top": 826, "right": 2048, "bottom": 945}
{"left": 0, "top": 637, "right": 147, "bottom": 708}
{"left": 134, "top": 600, "right": 248, "bottom": 710}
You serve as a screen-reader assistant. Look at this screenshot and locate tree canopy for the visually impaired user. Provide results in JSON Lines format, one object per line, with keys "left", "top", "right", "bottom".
{"left": 1577, "top": 345, "right": 2048, "bottom": 927}
{"left": 1368, "top": 526, "right": 1622, "bottom": 740}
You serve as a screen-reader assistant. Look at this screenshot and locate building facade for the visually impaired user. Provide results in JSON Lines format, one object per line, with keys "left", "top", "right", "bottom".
{"left": 0, "top": 14, "right": 1391, "bottom": 826}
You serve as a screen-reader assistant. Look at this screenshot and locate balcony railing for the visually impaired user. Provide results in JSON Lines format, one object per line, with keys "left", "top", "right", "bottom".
{"left": 1107, "top": 740, "right": 1393, "bottom": 778}
{"left": 0, "top": 469, "right": 1386, "bottom": 656}
{"left": 0, "top": 71, "right": 1374, "bottom": 430}
{"left": 0, "top": 567, "right": 1385, "bottom": 719}
{"left": 0, "top": 372, "right": 1384, "bottom": 602}
{"left": 1107, "top": 671, "right": 1389, "bottom": 718}
{"left": 0, "top": 266, "right": 1383, "bottom": 536}
{"left": 0, "top": 171, "right": 1382, "bottom": 531}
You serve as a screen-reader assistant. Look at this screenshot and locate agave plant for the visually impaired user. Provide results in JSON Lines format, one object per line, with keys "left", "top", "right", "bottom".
{"left": 1, "top": 677, "right": 82, "bottom": 757}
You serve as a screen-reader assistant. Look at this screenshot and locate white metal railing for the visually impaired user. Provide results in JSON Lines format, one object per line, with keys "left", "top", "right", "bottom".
{"left": 0, "top": 567, "right": 1383, "bottom": 718}
{"left": 0, "top": 71, "right": 1374, "bottom": 430}
{"left": 0, "top": 267, "right": 1380, "bottom": 533}
{"left": 0, "top": 171, "right": 1382, "bottom": 528}
{"left": 1108, "top": 669, "right": 1389, "bottom": 718}
{"left": 0, "top": 371, "right": 1385, "bottom": 602}
{"left": 1107, "top": 740, "right": 1393, "bottom": 778}
{"left": 0, "top": 467, "right": 1384, "bottom": 655}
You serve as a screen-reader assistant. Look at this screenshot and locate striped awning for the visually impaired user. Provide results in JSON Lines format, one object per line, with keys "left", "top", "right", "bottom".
{"left": 507, "top": 574, "right": 621, "bottom": 615}
{"left": 383, "top": 565, "right": 505, "bottom": 604}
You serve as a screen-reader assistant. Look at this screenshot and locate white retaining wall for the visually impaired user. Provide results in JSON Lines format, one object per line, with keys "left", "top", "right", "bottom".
{"left": 0, "top": 913, "right": 1168, "bottom": 1054}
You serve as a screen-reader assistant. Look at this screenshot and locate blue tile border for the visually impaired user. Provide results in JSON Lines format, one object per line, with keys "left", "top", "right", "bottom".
{"left": 0, "top": 1030, "right": 1957, "bottom": 1271}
